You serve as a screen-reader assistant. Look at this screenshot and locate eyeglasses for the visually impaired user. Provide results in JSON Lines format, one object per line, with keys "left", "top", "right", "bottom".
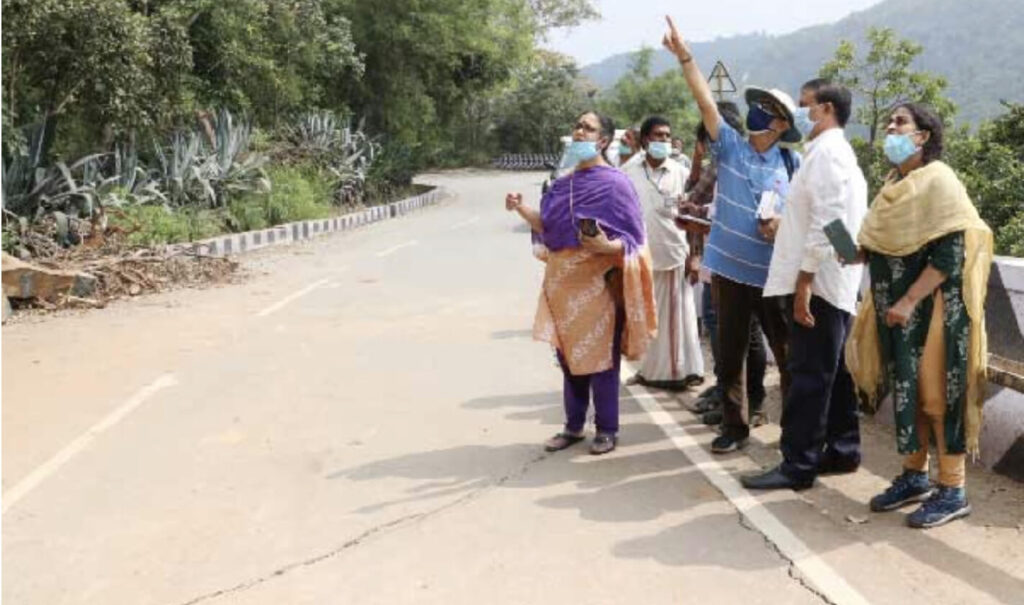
{"left": 888, "top": 115, "right": 916, "bottom": 127}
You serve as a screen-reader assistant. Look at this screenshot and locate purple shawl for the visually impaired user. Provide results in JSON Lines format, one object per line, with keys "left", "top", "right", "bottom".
{"left": 535, "top": 165, "right": 646, "bottom": 254}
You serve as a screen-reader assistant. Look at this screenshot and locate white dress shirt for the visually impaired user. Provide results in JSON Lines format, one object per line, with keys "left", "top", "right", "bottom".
{"left": 623, "top": 156, "right": 689, "bottom": 271}
{"left": 763, "top": 127, "right": 867, "bottom": 315}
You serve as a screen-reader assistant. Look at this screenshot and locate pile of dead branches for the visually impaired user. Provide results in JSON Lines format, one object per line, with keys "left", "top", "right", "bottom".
{"left": 7, "top": 219, "right": 238, "bottom": 310}
{"left": 55, "top": 245, "right": 238, "bottom": 303}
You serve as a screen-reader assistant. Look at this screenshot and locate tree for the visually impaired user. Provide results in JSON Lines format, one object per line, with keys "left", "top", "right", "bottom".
{"left": 820, "top": 27, "right": 957, "bottom": 189}
{"left": 185, "top": 0, "right": 363, "bottom": 126}
{"left": 528, "top": 0, "right": 599, "bottom": 33}
{"left": 821, "top": 28, "right": 957, "bottom": 142}
{"left": 598, "top": 48, "right": 697, "bottom": 142}
{"left": 493, "top": 51, "right": 590, "bottom": 154}
{"left": 2, "top": 0, "right": 190, "bottom": 156}
{"left": 946, "top": 102, "right": 1024, "bottom": 256}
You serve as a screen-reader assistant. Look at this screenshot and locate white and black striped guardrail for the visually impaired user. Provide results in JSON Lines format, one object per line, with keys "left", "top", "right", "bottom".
{"left": 492, "top": 154, "right": 560, "bottom": 171}
{"left": 169, "top": 187, "right": 444, "bottom": 258}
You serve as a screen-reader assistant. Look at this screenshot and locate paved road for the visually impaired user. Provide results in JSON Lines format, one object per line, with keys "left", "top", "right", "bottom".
{"left": 3, "top": 170, "right": 1023, "bottom": 604}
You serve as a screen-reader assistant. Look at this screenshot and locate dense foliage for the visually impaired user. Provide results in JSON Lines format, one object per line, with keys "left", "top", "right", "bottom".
{"left": 1, "top": 0, "right": 600, "bottom": 248}
{"left": 821, "top": 29, "right": 1023, "bottom": 256}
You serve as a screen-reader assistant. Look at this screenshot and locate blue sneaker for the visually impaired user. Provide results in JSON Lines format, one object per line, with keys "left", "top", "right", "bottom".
{"left": 870, "top": 469, "right": 935, "bottom": 512}
{"left": 907, "top": 486, "right": 972, "bottom": 529}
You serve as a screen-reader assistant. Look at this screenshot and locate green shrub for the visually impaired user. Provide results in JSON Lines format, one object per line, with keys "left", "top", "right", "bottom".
{"left": 365, "top": 141, "right": 421, "bottom": 204}
{"left": 227, "top": 165, "right": 332, "bottom": 231}
{"left": 109, "top": 206, "right": 225, "bottom": 247}
{"left": 995, "top": 211, "right": 1024, "bottom": 258}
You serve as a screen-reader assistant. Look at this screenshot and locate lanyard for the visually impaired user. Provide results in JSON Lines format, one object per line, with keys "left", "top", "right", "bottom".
{"left": 641, "top": 162, "right": 667, "bottom": 194}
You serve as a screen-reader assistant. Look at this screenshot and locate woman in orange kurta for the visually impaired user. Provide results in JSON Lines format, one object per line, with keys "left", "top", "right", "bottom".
{"left": 505, "top": 111, "right": 657, "bottom": 455}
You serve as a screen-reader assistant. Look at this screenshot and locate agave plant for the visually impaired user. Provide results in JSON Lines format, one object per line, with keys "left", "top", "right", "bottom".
{"left": 287, "top": 111, "right": 343, "bottom": 152}
{"left": 152, "top": 131, "right": 213, "bottom": 207}
{"left": 204, "top": 109, "right": 270, "bottom": 204}
{"left": 2, "top": 120, "right": 54, "bottom": 218}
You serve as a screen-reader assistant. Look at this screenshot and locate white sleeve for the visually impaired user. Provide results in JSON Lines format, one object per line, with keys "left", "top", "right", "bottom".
{"left": 801, "top": 152, "right": 851, "bottom": 273}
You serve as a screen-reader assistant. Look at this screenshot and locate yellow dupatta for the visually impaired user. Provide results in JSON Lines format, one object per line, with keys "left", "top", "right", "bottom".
{"left": 846, "top": 161, "right": 994, "bottom": 454}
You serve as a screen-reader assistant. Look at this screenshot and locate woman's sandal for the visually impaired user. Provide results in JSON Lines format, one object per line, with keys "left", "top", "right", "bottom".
{"left": 544, "top": 432, "right": 585, "bottom": 452}
{"left": 590, "top": 433, "right": 618, "bottom": 455}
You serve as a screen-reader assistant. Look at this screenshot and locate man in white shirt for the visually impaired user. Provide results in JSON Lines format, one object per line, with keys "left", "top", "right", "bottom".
{"left": 623, "top": 116, "right": 704, "bottom": 390}
{"left": 743, "top": 79, "right": 868, "bottom": 490}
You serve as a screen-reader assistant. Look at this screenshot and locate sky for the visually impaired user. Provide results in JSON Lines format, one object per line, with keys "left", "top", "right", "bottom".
{"left": 544, "top": 0, "right": 884, "bottom": 65}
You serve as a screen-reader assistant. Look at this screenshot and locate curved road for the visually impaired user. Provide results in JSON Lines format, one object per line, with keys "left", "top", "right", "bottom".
{"left": 3, "top": 170, "right": 1022, "bottom": 604}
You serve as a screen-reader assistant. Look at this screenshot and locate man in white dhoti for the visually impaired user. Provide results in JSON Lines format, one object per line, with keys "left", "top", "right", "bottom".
{"left": 623, "top": 116, "right": 704, "bottom": 390}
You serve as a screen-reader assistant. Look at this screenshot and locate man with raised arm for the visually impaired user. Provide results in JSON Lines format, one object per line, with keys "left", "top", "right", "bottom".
{"left": 662, "top": 16, "right": 801, "bottom": 453}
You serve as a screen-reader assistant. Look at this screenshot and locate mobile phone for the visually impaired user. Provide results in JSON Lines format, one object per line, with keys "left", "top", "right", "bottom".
{"left": 823, "top": 218, "right": 858, "bottom": 263}
{"left": 677, "top": 215, "right": 711, "bottom": 228}
{"left": 675, "top": 214, "right": 712, "bottom": 235}
{"left": 579, "top": 218, "right": 599, "bottom": 237}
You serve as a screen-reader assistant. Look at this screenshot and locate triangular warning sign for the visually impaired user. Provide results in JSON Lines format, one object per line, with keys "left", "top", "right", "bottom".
{"left": 708, "top": 61, "right": 737, "bottom": 96}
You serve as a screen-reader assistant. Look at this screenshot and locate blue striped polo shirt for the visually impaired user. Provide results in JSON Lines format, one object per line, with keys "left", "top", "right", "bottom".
{"left": 704, "top": 117, "right": 800, "bottom": 288}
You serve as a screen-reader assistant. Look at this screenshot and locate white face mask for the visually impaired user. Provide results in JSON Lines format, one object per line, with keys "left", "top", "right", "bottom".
{"left": 793, "top": 106, "right": 818, "bottom": 138}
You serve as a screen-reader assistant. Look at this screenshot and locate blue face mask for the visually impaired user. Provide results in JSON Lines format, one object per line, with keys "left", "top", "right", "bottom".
{"left": 568, "top": 140, "right": 600, "bottom": 165}
{"left": 793, "top": 106, "right": 817, "bottom": 139}
{"left": 746, "top": 104, "right": 777, "bottom": 134}
{"left": 883, "top": 132, "right": 921, "bottom": 165}
{"left": 618, "top": 143, "right": 632, "bottom": 156}
{"left": 647, "top": 141, "right": 671, "bottom": 160}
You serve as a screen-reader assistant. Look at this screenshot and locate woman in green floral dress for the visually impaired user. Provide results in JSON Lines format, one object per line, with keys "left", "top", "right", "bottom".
{"left": 848, "top": 103, "right": 993, "bottom": 529}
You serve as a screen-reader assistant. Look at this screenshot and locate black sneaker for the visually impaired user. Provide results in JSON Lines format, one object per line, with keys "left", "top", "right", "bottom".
{"left": 870, "top": 469, "right": 935, "bottom": 512}
{"left": 687, "top": 393, "right": 721, "bottom": 414}
{"left": 711, "top": 433, "right": 747, "bottom": 454}
{"left": 702, "top": 408, "right": 723, "bottom": 426}
{"left": 697, "top": 384, "right": 718, "bottom": 399}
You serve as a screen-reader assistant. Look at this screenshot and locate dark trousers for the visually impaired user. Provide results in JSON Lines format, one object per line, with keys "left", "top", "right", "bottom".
{"left": 556, "top": 310, "right": 625, "bottom": 435}
{"left": 711, "top": 275, "right": 789, "bottom": 440}
{"left": 703, "top": 284, "right": 767, "bottom": 404}
{"left": 779, "top": 295, "right": 860, "bottom": 481}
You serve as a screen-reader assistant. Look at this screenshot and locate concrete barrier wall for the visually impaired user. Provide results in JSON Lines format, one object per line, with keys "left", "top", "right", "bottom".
{"left": 982, "top": 256, "right": 1024, "bottom": 480}
{"left": 168, "top": 188, "right": 443, "bottom": 258}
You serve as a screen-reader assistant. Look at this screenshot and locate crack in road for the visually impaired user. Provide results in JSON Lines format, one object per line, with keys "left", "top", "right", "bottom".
{"left": 736, "top": 514, "right": 835, "bottom": 605}
{"left": 176, "top": 450, "right": 551, "bottom": 605}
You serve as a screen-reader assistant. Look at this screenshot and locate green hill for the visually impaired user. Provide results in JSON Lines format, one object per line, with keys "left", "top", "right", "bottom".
{"left": 580, "top": 0, "right": 1024, "bottom": 126}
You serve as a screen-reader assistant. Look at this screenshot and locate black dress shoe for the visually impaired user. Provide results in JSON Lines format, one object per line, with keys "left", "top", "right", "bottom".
{"left": 817, "top": 452, "right": 860, "bottom": 475}
{"left": 741, "top": 465, "right": 813, "bottom": 491}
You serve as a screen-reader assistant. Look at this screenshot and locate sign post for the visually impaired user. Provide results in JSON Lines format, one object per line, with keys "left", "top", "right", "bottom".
{"left": 708, "top": 61, "right": 737, "bottom": 101}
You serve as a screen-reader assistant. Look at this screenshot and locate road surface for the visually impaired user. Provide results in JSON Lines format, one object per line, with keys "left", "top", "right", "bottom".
{"left": 3, "top": 170, "right": 1023, "bottom": 604}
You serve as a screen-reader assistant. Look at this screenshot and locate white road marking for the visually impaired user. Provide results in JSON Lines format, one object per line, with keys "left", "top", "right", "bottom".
{"left": 255, "top": 278, "right": 331, "bottom": 317}
{"left": 3, "top": 374, "right": 179, "bottom": 514}
{"left": 450, "top": 216, "right": 480, "bottom": 230}
{"left": 375, "top": 240, "right": 419, "bottom": 257}
{"left": 623, "top": 369, "right": 872, "bottom": 605}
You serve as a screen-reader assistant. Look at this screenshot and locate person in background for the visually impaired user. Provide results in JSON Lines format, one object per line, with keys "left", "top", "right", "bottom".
{"left": 623, "top": 116, "right": 704, "bottom": 390}
{"left": 663, "top": 15, "right": 800, "bottom": 453}
{"left": 846, "top": 103, "right": 993, "bottom": 528}
{"left": 742, "top": 79, "right": 867, "bottom": 491}
{"left": 618, "top": 127, "right": 642, "bottom": 166}
{"left": 671, "top": 137, "right": 686, "bottom": 162}
{"left": 505, "top": 110, "right": 657, "bottom": 456}
{"left": 679, "top": 103, "right": 768, "bottom": 428}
